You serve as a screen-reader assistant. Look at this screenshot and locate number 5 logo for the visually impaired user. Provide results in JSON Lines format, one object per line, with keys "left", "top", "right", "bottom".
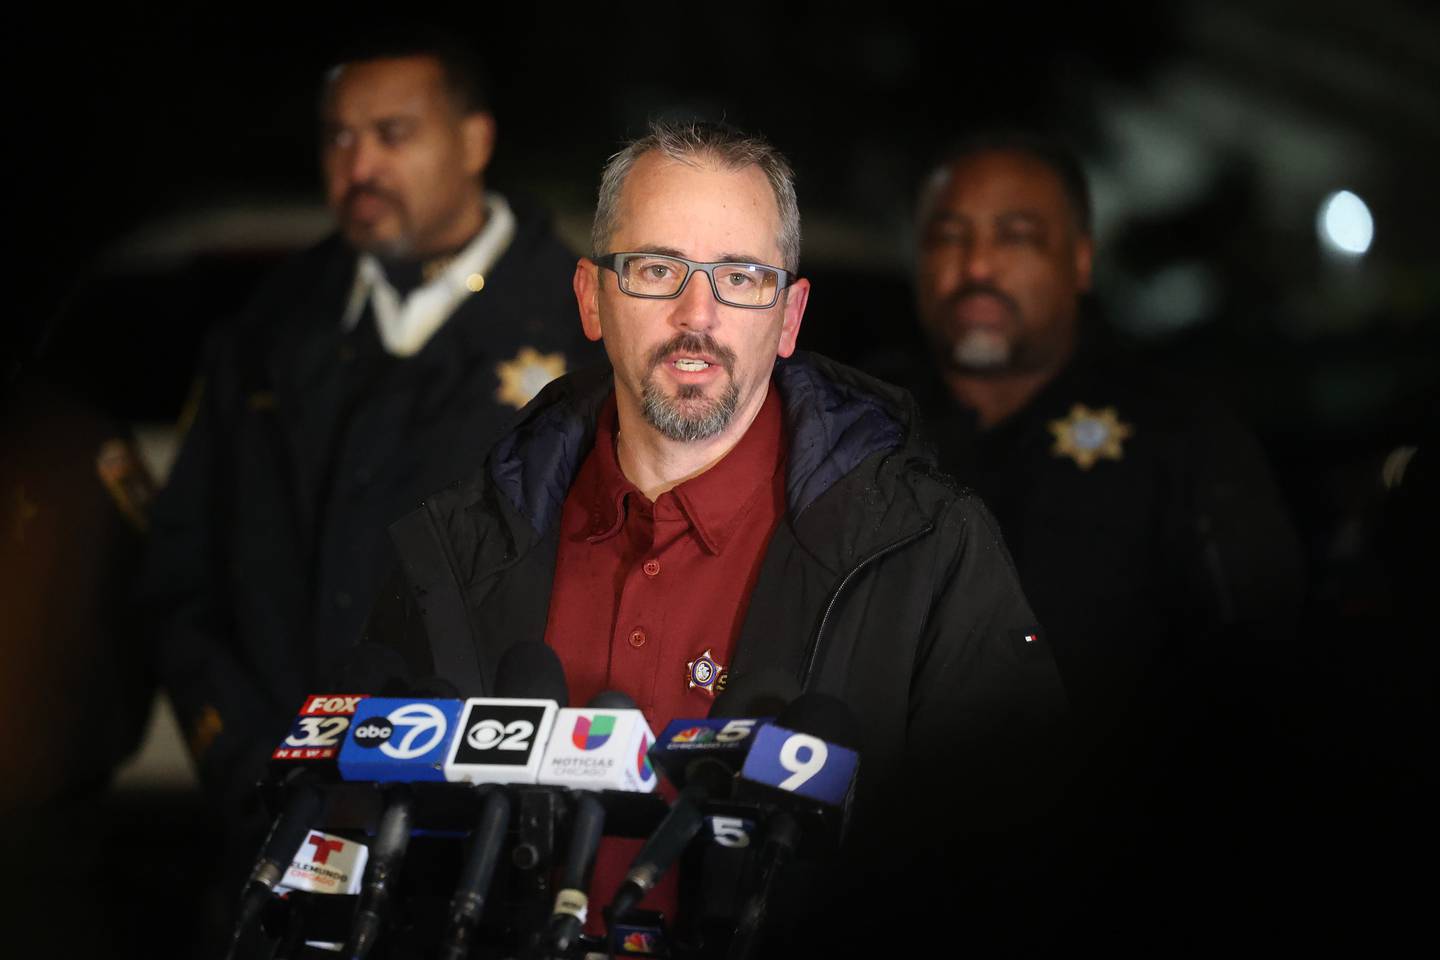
{"left": 715, "top": 719, "right": 756, "bottom": 743}
{"left": 709, "top": 816, "right": 753, "bottom": 848}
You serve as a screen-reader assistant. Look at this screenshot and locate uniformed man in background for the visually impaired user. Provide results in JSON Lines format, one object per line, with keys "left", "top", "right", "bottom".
{"left": 901, "top": 130, "right": 1306, "bottom": 949}
{"left": 138, "top": 26, "right": 595, "bottom": 937}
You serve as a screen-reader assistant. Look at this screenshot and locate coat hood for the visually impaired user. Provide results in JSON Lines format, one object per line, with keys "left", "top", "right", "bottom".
{"left": 487, "top": 350, "right": 930, "bottom": 537}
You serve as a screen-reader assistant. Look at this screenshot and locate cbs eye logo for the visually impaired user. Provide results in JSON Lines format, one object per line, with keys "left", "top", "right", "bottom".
{"left": 465, "top": 717, "right": 536, "bottom": 752}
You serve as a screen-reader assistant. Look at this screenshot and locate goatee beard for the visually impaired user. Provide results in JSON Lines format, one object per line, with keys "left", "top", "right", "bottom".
{"left": 641, "top": 379, "right": 741, "bottom": 442}
{"left": 951, "top": 329, "right": 1013, "bottom": 372}
{"left": 640, "top": 332, "right": 740, "bottom": 442}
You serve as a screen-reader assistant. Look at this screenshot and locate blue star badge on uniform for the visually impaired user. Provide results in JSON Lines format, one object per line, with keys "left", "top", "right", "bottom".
{"left": 685, "top": 648, "right": 727, "bottom": 698}
{"left": 1047, "top": 403, "right": 1133, "bottom": 470}
{"left": 495, "top": 347, "right": 567, "bottom": 409}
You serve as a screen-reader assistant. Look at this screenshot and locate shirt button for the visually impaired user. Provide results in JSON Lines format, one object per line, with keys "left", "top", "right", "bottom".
{"left": 628, "top": 629, "right": 647, "bottom": 649}
{"left": 643, "top": 559, "right": 661, "bottom": 577}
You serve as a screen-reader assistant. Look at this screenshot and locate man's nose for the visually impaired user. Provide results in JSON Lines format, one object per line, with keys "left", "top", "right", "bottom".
{"left": 670, "top": 268, "right": 719, "bottom": 330}
{"left": 959, "top": 239, "right": 996, "bottom": 284}
{"left": 345, "top": 133, "right": 381, "bottom": 184}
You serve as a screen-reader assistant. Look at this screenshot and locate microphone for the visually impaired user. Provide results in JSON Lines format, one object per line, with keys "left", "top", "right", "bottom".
{"left": 436, "top": 786, "right": 510, "bottom": 960}
{"left": 444, "top": 643, "right": 565, "bottom": 786}
{"left": 708, "top": 670, "right": 799, "bottom": 720}
{"left": 607, "top": 670, "right": 799, "bottom": 927}
{"left": 272, "top": 829, "right": 370, "bottom": 897}
{"left": 537, "top": 689, "right": 658, "bottom": 794}
{"left": 437, "top": 643, "right": 568, "bottom": 960}
{"left": 735, "top": 692, "right": 861, "bottom": 847}
{"left": 541, "top": 690, "right": 659, "bottom": 955}
{"left": 228, "top": 691, "right": 375, "bottom": 956}
{"left": 728, "top": 694, "right": 862, "bottom": 960}
{"left": 337, "top": 692, "right": 467, "bottom": 960}
{"left": 336, "top": 642, "right": 414, "bottom": 697}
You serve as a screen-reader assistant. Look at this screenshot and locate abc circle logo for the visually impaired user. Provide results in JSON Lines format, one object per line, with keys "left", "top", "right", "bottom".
{"left": 353, "top": 704, "right": 449, "bottom": 760}
{"left": 351, "top": 717, "right": 393, "bottom": 748}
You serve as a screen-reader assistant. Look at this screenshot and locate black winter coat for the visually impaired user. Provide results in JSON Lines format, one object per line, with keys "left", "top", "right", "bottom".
{"left": 365, "top": 351, "right": 1071, "bottom": 942}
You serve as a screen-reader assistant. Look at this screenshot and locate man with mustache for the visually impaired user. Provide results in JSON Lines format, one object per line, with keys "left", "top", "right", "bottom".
{"left": 139, "top": 27, "right": 592, "bottom": 934}
{"left": 909, "top": 132, "right": 1305, "bottom": 946}
{"left": 364, "top": 120, "right": 1069, "bottom": 952}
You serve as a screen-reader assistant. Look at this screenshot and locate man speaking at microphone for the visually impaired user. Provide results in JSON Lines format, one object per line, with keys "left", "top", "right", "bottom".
{"left": 366, "top": 120, "right": 1069, "bottom": 947}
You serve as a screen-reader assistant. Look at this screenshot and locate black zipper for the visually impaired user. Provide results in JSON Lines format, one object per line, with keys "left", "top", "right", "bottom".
{"left": 799, "top": 523, "right": 934, "bottom": 690}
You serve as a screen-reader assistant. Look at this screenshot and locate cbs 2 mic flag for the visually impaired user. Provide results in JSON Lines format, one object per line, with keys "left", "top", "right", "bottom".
{"left": 443, "top": 698, "right": 559, "bottom": 785}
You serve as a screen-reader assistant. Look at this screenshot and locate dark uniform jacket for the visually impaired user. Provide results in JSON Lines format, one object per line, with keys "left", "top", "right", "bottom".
{"left": 365, "top": 351, "right": 1071, "bottom": 941}
{"left": 140, "top": 200, "right": 597, "bottom": 821}
{"left": 901, "top": 333, "right": 1306, "bottom": 948}
{"left": 908, "top": 336, "right": 1304, "bottom": 749}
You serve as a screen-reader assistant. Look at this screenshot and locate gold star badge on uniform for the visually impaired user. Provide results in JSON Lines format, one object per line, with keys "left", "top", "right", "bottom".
{"left": 685, "top": 648, "right": 727, "bottom": 698}
{"left": 496, "top": 347, "right": 567, "bottom": 409}
{"left": 1047, "top": 403, "right": 1133, "bottom": 470}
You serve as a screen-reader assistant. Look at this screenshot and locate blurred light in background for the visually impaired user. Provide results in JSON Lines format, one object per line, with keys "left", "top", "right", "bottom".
{"left": 1318, "top": 189, "right": 1374, "bottom": 257}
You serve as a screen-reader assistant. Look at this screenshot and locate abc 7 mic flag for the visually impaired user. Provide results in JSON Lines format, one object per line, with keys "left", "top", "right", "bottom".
{"left": 338, "top": 699, "right": 463, "bottom": 782}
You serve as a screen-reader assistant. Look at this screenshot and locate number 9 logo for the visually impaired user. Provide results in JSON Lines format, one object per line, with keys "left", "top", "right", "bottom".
{"left": 777, "top": 734, "right": 828, "bottom": 791}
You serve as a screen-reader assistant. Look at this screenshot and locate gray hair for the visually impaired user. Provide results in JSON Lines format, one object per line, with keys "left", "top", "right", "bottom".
{"left": 591, "top": 120, "right": 802, "bottom": 273}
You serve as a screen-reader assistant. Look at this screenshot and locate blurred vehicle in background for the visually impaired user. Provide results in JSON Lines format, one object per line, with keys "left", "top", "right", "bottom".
{"left": 35, "top": 201, "right": 334, "bottom": 793}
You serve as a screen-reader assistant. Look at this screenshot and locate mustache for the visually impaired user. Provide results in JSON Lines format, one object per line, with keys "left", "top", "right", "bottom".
{"left": 340, "top": 182, "right": 403, "bottom": 212}
{"left": 646, "top": 332, "right": 737, "bottom": 374}
{"left": 944, "top": 283, "right": 1020, "bottom": 316}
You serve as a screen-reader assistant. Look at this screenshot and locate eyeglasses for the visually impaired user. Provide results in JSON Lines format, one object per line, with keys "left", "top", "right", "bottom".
{"left": 593, "top": 253, "right": 797, "bottom": 309}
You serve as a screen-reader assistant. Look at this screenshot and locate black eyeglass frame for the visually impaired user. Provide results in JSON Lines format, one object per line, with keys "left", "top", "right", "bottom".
{"left": 592, "top": 252, "right": 798, "bottom": 309}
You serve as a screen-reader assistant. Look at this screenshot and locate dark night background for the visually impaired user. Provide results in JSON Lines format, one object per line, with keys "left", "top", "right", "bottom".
{"left": 6, "top": 1, "right": 1437, "bottom": 954}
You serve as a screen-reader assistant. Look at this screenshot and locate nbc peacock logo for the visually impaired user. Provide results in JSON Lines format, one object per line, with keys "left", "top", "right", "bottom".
{"left": 622, "top": 931, "right": 657, "bottom": 954}
{"left": 670, "top": 726, "right": 715, "bottom": 744}
{"left": 571, "top": 714, "right": 615, "bottom": 751}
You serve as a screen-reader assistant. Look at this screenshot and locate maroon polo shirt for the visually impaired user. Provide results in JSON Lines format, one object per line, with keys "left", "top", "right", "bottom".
{"left": 543, "top": 384, "right": 787, "bottom": 932}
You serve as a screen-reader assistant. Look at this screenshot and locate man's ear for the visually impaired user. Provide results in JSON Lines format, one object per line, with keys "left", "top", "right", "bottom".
{"left": 461, "top": 112, "right": 496, "bottom": 177}
{"left": 775, "top": 277, "right": 810, "bottom": 358}
{"left": 574, "top": 258, "right": 603, "bottom": 342}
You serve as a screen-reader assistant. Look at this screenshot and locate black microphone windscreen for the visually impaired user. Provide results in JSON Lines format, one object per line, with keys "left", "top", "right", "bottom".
{"left": 336, "top": 642, "right": 412, "bottom": 694}
{"left": 410, "top": 676, "right": 463, "bottom": 699}
{"left": 776, "top": 693, "right": 862, "bottom": 751}
{"left": 710, "top": 666, "right": 801, "bottom": 718}
{"left": 494, "top": 641, "right": 570, "bottom": 703}
{"left": 588, "top": 689, "right": 638, "bottom": 710}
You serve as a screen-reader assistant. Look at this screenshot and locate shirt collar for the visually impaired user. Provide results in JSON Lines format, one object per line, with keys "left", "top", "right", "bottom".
{"left": 341, "top": 191, "right": 518, "bottom": 345}
{"left": 585, "top": 387, "right": 786, "bottom": 555}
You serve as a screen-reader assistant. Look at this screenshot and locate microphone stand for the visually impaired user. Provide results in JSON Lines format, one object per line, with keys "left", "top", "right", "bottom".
{"left": 726, "top": 813, "right": 799, "bottom": 960}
